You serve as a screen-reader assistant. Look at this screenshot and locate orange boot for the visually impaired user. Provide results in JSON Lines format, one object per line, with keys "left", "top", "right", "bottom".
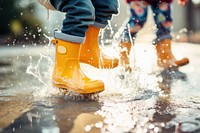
{"left": 117, "top": 25, "right": 133, "bottom": 72}
{"left": 156, "top": 39, "right": 189, "bottom": 68}
{"left": 52, "top": 39, "right": 104, "bottom": 94}
{"left": 80, "top": 26, "right": 118, "bottom": 69}
{"left": 119, "top": 41, "right": 132, "bottom": 72}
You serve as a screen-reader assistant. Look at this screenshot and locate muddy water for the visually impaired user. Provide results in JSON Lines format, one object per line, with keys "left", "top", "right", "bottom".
{"left": 0, "top": 43, "right": 200, "bottom": 133}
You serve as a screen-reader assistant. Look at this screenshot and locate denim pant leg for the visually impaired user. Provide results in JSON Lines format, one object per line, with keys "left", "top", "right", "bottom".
{"left": 91, "top": 0, "right": 119, "bottom": 28}
{"left": 126, "top": 1, "right": 148, "bottom": 38}
{"left": 151, "top": 2, "right": 172, "bottom": 44}
{"left": 50, "top": 0, "right": 95, "bottom": 43}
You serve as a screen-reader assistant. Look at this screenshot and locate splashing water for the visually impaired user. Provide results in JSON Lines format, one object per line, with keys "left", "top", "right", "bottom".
{"left": 83, "top": 24, "right": 160, "bottom": 102}
{"left": 100, "top": 21, "right": 115, "bottom": 47}
{"left": 25, "top": 24, "right": 160, "bottom": 103}
{"left": 26, "top": 35, "right": 60, "bottom": 98}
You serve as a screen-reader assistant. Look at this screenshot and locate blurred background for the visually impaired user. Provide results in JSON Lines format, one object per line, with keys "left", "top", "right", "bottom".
{"left": 0, "top": 0, "right": 200, "bottom": 46}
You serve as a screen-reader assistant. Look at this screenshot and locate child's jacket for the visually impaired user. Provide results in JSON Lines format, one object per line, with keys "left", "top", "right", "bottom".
{"left": 126, "top": 0, "right": 173, "bottom": 3}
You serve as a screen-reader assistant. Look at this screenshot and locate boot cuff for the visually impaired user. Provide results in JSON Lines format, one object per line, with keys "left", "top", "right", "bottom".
{"left": 54, "top": 30, "right": 85, "bottom": 44}
{"left": 153, "top": 34, "right": 172, "bottom": 45}
{"left": 93, "top": 22, "right": 107, "bottom": 28}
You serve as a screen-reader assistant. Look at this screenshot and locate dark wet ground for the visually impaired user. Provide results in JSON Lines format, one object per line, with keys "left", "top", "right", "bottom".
{"left": 0, "top": 42, "right": 200, "bottom": 133}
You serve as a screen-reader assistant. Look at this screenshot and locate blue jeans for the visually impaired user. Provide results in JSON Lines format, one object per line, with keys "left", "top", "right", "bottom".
{"left": 50, "top": 0, "right": 119, "bottom": 43}
{"left": 127, "top": 1, "right": 172, "bottom": 44}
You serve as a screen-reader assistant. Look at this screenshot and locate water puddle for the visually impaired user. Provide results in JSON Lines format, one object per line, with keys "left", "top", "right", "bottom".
{"left": 1, "top": 30, "right": 200, "bottom": 133}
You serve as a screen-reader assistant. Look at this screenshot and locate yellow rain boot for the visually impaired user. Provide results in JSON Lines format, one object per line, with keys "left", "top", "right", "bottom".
{"left": 119, "top": 41, "right": 132, "bottom": 72}
{"left": 52, "top": 39, "right": 104, "bottom": 94}
{"left": 156, "top": 39, "right": 189, "bottom": 68}
{"left": 80, "top": 26, "right": 118, "bottom": 69}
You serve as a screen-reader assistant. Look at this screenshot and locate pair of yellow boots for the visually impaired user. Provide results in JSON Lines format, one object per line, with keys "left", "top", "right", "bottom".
{"left": 52, "top": 26, "right": 118, "bottom": 94}
{"left": 52, "top": 26, "right": 189, "bottom": 94}
{"left": 120, "top": 39, "right": 189, "bottom": 71}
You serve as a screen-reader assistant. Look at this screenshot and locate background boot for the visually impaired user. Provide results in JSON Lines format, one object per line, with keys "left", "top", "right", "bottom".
{"left": 117, "top": 25, "right": 133, "bottom": 72}
{"left": 80, "top": 26, "right": 118, "bottom": 69}
{"left": 119, "top": 41, "right": 132, "bottom": 72}
{"left": 52, "top": 39, "right": 104, "bottom": 94}
{"left": 156, "top": 39, "right": 189, "bottom": 68}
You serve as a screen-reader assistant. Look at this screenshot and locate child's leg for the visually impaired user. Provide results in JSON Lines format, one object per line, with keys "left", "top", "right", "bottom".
{"left": 151, "top": 2, "right": 189, "bottom": 68}
{"left": 151, "top": 2, "right": 172, "bottom": 43}
{"left": 51, "top": 0, "right": 95, "bottom": 43}
{"left": 79, "top": 0, "right": 119, "bottom": 69}
{"left": 128, "top": 1, "right": 148, "bottom": 37}
{"left": 91, "top": 0, "right": 119, "bottom": 27}
{"left": 51, "top": 0, "right": 119, "bottom": 69}
{"left": 119, "top": 1, "right": 148, "bottom": 71}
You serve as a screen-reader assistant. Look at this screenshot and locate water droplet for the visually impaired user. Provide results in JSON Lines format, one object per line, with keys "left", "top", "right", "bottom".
{"left": 154, "top": 127, "right": 160, "bottom": 132}
{"left": 179, "top": 28, "right": 188, "bottom": 33}
{"left": 38, "top": 28, "right": 42, "bottom": 33}
{"left": 176, "top": 35, "right": 180, "bottom": 39}
{"left": 95, "top": 122, "right": 103, "bottom": 128}
{"left": 52, "top": 115, "right": 56, "bottom": 120}
{"left": 85, "top": 125, "right": 92, "bottom": 131}
{"left": 33, "top": 34, "right": 36, "bottom": 39}
{"left": 29, "top": 56, "right": 32, "bottom": 59}
{"left": 149, "top": 124, "right": 155, "bottom": 129}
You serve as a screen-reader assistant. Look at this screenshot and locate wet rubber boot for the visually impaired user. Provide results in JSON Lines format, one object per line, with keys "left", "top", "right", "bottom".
{"left": 117, "top": 25, "right": 133, "bottom": 72}
{"left": 156, "top": 39, "right": 189, "bottom": 68}
{"left": 52, "top": 39, "right": 104, "bottom": 94}
{"left": 80, "top": 26, "right": 118, "bottom": 69}
{"left": 119, "top": 41, "right": 132, "bottom": 72}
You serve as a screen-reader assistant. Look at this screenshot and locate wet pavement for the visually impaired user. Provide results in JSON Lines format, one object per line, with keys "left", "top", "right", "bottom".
{"left": 0, "top": 41, "right": 200, "bottom": 133}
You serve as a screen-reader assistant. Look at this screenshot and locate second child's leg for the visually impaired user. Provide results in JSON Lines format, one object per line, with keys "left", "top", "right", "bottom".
{"left": 151, "top": 2, "right": 189, "bottom": 68}
{"left": 118, "top": 1, "right": 148, "bottom": 71}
